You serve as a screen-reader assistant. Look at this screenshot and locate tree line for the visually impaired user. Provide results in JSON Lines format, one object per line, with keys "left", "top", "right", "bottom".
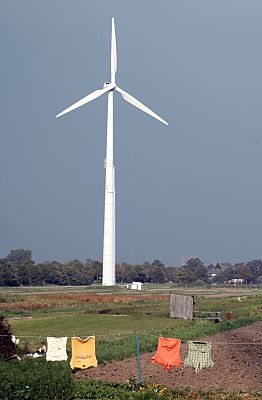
{"left": 0, "top": 249, "right": 261, "bottom": 286}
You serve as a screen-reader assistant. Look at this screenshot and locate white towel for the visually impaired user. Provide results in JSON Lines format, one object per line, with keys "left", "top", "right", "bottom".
{"left": 46, "top": 337, "right": 68, "bottom": 361}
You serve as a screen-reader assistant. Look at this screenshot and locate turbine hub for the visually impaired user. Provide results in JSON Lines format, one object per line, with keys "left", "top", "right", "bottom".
{"left": 103, "top": 82, "right": 116, "bottom": 90}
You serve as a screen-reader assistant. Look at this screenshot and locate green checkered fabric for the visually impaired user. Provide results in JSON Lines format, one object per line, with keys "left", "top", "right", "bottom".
{"left": 184, "top": 341, "right": 214, "bottom": 372}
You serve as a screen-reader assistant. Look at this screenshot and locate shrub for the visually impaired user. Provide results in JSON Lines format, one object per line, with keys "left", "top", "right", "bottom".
{"left": 0, "top": 315, "right": 17, "bottom": 360}
{"left": 0, "top": 358, "right": 74, "bottom": 400}
{"left": 74, "top": 380, "right": 129, "bottom": 400}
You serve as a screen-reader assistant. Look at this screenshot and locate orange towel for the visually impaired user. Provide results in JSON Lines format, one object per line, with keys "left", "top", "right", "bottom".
{"left": 151, "top": 337, "right": 182, "bottom": 370}
{"left": 70, "top": 336, "right": 97, "bottom": 369}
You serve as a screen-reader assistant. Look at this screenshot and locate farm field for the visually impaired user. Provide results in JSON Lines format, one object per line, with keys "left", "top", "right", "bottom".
{"left": 76, "top": 320, "right": 262, "bottom": 392}
{"left": 1, "top": 285, "right": 261, "bottom": 365}
{"left": 1, "top": 284, "right": 261, "bottom": 395}
{"left": 1, "top": 283, "right": 261, "bottom": 296}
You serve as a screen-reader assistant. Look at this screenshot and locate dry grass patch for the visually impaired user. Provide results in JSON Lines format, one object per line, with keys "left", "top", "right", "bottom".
{"left": 37, "top": 293, "right": 169, "bottom": 303}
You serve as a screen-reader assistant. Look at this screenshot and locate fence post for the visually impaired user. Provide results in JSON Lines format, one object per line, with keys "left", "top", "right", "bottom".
{"left": 135, "top": 333, "right": 142, "bottom": 383}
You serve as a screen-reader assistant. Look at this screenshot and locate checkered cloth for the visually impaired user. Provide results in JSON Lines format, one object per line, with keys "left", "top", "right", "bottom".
{"left": 184, "top": 341, "right": 214, "bottom": 372}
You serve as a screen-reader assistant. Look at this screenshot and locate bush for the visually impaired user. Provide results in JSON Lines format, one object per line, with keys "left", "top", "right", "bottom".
{"left": 74, "top": 380, "right": 129, "bottom": 400}
{"left": 0, "top": 358, "right": 74, "bottom": 400}
{"left": 0, "top": 315, "right": 17, "bottom": 360}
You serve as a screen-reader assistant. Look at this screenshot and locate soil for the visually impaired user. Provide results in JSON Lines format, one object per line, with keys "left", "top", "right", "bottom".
{"left": 75, "top": 321, "right": 262, "bottom": 392}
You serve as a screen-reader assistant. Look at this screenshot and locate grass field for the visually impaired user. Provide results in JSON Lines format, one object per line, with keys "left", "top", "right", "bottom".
{"left": 1, "top": 284, "right": 261, "bottom": 362}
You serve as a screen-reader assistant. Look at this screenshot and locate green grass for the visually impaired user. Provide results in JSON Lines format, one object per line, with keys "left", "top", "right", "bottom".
{"left": 9, "top": 314, "right": 262, "bottom": 362}
{"left": 195, "top": 294, "right": 262, "bottom": 314}
{"left": 0, "top": 284, "right": 261, "bottom": 296}
{"left": 10, "top": 312, "right": 174, "bottom": 338}
{"left": 10, "top": 317, "right": 262, "bottom": 364}
{"left": 1, "top": 285, "right": 261, "bottom": 362}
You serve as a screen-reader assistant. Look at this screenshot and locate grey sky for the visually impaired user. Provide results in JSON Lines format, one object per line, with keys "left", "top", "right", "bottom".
{"left": 0, "top": 1, "right": 262, "bottom": 266}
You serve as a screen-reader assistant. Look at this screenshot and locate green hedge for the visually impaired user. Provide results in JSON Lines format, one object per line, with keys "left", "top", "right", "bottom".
{"left": 0, "top": 360, "right": 260, "bottom": 400}
{"left": 0, "top": 358, "right": 74, "bottom": 400}
{"left": 73, "top": 380, "right": 129, "bottom": 400}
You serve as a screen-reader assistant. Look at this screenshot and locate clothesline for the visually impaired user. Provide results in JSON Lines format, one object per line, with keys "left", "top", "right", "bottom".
{"left": 0, "top": 331, "right": 136, "bottom": 338}
{"left": 141, "top": 333, "right": 262, "bottom": 344}
{"left": 2, "top": 334, "right": 262, "bottom": 375}
{"left": 1, "top": 333, "right": 262, "bottom": 345}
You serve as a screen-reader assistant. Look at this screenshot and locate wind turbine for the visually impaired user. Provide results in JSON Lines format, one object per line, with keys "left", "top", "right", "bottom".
{"left": 56, "top": 18, "right": 168, "bottom": 286}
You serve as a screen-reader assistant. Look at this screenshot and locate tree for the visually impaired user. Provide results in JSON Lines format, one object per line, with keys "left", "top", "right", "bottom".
{"left": 173, "top": 267, "right": 192, "bottom": 284}
{"left": 163, "top": 266, "right": 176, "bottom": 282}
{"left": 238, "top": 265, "right": 252, "bottom": 283}
{"left": 6, "top": 249, "right": 32, "bottom": 266}
{"left": 195, "top": 265, "right": 208, "bottom": 282}
{"left": 132, "top": 264, "right": 147, "bottom": 283}
{"left": 152, "top": 259, "right": 165, "bottom": 268}
{"left": 184, "top": 257, "right": 203, "bottom": 272}
{"left": 149, "top": 266, "right": 165, "bottom": 283}
{"left": 221, "top": 266, "right": 235, "bottom": 282}
{"left": 246, "top": 260, "right": 262, "bottom": 283}
{"left": 116, "top": 264, "right": 131, "bottom": 283}
{"left": 17, "top": 264, "right": 31, "bottom": 285}
{"left": 28, "top": 263, "right": 45, "bottom": 285}
{"left": 84, "top": 259, "right": 102, "bottom": 283}
{"left": 183, "top": 257, "right": 206, "bottom": 283}
{"left": 65, "top": 260, "right": 91, "bottom": 285}
{"left": 0, "top": 260, "right": 21, "bottom": 286}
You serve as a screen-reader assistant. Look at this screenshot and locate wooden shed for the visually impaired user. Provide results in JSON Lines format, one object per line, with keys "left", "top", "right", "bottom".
{"left": 170, "top": 293, "right": 194, "bottom": 320}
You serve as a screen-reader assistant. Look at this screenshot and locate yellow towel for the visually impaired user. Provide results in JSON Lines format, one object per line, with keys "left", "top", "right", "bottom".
{"left": 70, "top": 336, "right": 97, "bottom": 369}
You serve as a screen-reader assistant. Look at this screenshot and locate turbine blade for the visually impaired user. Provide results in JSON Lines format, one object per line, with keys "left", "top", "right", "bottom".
{"left": 56, "top": 85, "right": 114, "bottom": 118}
{"left": 111, "top": 18, "right": 117, "bottom": 83}
{"left": 116, "top": 86, "right": 168, "bottom": 125}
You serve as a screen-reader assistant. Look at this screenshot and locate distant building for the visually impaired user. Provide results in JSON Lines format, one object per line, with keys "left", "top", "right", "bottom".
{"left": 227, "top": 278, "right": 244, "bottom": 284}
{"left": 131, "top": 282, "right": 143, "bottom": 290}
{"left": 126, "top": 282, "right": 143, "bottom": 290}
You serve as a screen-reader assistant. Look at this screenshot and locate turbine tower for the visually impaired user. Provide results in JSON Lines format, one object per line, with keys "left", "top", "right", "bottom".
{"left": 56, "top": 18, "right": 168, "bottom": 286}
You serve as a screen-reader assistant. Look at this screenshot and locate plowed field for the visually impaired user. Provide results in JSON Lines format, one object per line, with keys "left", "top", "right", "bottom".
{"left": 76, "top": 321, "right": 262, "bottom": 392}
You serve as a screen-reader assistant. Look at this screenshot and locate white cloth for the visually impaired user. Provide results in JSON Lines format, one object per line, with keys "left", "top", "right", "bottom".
{"left": 46, "top": 337, "right": 68, "bottom": 361}
{"left": 11, "top": 335, "right": 20, "bottom": 345}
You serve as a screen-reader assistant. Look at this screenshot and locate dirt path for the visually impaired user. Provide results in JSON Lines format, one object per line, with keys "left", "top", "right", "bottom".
{"left": 76, "top": 321, "right": 262, "bottom": 392}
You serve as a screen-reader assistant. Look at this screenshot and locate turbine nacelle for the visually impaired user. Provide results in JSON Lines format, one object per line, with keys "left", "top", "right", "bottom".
{"left": 103, "top": 82, "right": 116, "bottom": 90}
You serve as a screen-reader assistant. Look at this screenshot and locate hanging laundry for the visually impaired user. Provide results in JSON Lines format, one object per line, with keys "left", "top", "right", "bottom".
{"left": 184, "top": 341, "right": 214, "bottom": 372}
{"left": 70, "top": 336, "right": 97, "bottom": 369}
{"left": 151, "top": 337, "right": 182, "bottom": 370}
{"left": 46, "top": 337, "right": 68, "bottom": 361}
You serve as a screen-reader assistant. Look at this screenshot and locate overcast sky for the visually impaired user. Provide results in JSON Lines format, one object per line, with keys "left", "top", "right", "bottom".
{"left": 0, "top": 1, "right": 262, "bottom": 266}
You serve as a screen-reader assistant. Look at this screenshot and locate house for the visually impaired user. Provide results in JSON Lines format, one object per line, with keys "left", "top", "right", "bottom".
{"left": 131, "top": 282, "right": 143, "bottom": 290}
{"left": 227, "top": 278, "right": 244, "bottom": 285}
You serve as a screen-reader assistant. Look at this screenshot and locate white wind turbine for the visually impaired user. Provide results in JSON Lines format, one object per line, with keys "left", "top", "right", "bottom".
{"left": 56, "top": 18, "right": 168, "bottom": 286}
